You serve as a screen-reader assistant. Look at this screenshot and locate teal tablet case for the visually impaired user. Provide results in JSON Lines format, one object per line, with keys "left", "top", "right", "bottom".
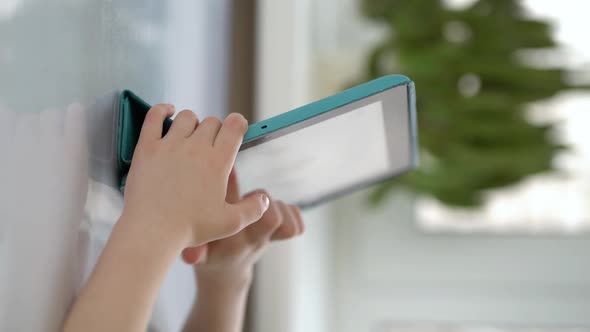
{"left": 117, "top": 90, "right": 173, "bottom": 190}
{"left": 117, "top": 74, "right": 416, "bottom": 193}
{"left": 243, "top": 74, "right": 413, "bottom": 142}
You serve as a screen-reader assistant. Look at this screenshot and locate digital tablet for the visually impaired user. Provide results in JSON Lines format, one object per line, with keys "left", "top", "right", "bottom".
{"left": 117, "top": 75, "right": 417, "bottom": 206}
{"left": 234, "top": 74, "right": 418, "bottom": 208}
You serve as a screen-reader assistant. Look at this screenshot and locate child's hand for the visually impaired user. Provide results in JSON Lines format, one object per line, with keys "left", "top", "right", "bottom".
{"left": 64, "top": 105, "right": 270, "bottom": 332}
{"left": 180, "top": 169, "right": 305, "bottom": 284}
{"left": 178, "top": 168, "right": 304, "bottom": 332}
{"left": 122, "top": 104, "right": 270, "bottom": 247}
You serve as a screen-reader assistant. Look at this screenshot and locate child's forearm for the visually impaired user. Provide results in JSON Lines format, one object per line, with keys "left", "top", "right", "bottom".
{"left": 182, "top": 269, "right": 253, "bottom": 332}
{"left": 63, "top": 214, "right": 187, "bottom": 332}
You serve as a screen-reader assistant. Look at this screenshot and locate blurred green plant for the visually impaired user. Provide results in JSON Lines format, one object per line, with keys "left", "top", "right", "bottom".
{"left": 362, "top": 0, "right": 585, "bottom": 207}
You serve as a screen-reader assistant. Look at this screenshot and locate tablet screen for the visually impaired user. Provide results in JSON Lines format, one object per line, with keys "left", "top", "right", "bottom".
{"left": 234, "top": 85, "right": 414, "bottom": 207}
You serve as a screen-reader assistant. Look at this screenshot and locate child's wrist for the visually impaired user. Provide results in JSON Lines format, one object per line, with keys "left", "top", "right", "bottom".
{"left": 118, "top": 211, "right": 191, "bottom": 254}
{"left": 195, "top": 266, "right": 254, "bottom": 290}
{"left": 196, "top": 266, "right": 254, "bottom": 292}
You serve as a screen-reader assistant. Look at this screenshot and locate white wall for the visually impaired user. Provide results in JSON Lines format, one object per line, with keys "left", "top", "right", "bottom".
{"left": 332, "top": 190, "right": 590, "bottom": 331}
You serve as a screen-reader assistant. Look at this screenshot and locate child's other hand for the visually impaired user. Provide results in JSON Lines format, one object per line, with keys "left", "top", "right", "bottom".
{"left": 180, "top": 169, "right": 305, "bottom": 285}
{"left": 122, "top": 104, "right": 270, "bottom": 248}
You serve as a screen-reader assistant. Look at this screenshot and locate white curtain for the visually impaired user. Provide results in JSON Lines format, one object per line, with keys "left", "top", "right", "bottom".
{"left": 0, "top": 1, "right": 230, "bottom": 331}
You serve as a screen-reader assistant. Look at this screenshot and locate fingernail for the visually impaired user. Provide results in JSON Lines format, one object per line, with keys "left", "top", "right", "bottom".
{"left": 261, "top": 194, "right": 270, "bottom": 209}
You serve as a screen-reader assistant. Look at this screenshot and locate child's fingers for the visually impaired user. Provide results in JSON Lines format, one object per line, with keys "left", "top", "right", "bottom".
{"left": 290, "top": 205, "right": 305, "bottom": 235}
{"left": 138, "top": 104, "right": 175, "bottom": 144}
{"left": 226, "top": 168, "right": 241, "bottom": 204}
{"left": 225, "top": 193, "right": 270, "bottom": 235}
{"left": 244, "top": 191, "right": 283, "bottom": 239}
{"left": 214, "top": 113, "right": 248, "bottom": 165}
{"left": 167, "top": 110, "right": 198, "bottom": 140}
{"left": 190, "top": 116, "right": 222, "bottom": 145}
{"left": 271, "top": 202, "right": 301, "bottom": 241}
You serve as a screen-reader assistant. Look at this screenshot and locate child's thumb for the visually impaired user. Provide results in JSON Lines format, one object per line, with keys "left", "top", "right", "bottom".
{"left": 228, "top": 193, "right": 270, "bottom": 232}
{"left": 181, "top": 244, "right": 208, "bottom": 265}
